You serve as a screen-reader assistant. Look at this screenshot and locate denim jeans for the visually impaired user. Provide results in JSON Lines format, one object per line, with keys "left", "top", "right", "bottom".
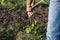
{"left": 46, "top": 0, "right": 60, "bottom": 40}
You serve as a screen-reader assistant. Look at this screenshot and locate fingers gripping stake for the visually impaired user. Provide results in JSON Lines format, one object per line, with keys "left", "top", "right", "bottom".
{"left": 27, "top": 0, "right": 45, "bottom": 18}
{"left": 27, "top": 0, "right": 45, "bottom": 25}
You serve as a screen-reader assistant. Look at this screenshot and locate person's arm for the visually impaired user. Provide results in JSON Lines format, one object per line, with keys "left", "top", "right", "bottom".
{"left": 26, "top": 0, "right": 32, "bottom": 12}
{"left": 26, "top": 0, "right": 34, "bottom": 18}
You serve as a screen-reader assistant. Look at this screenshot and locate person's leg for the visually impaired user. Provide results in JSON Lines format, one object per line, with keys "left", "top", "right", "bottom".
{"left": 47, "top": 0, "right": 60, "bottom": 40}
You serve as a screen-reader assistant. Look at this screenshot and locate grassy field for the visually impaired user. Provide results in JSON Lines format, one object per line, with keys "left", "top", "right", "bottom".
{"left": 0, "top": 0, "right": 49, "bottom": 40}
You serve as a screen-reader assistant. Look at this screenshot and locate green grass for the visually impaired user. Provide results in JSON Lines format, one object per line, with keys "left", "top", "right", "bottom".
{"left": 0, "top": 0, "right": 49, "bottom": 9}
{"left": 0, "top": 0, "right": 26, "bottom": 9}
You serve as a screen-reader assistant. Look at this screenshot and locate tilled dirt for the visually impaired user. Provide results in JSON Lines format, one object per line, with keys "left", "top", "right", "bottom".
{"left": 0, "top": 6, "right": 48, "bottom": 28}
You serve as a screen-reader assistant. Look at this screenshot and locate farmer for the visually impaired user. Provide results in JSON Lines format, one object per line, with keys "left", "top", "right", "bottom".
{"left": 26, "top": 0, "right": 60, "bottom": 40}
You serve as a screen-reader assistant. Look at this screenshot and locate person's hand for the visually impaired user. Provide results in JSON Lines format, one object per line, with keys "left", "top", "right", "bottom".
{"left": 26, "top": 5, "right": 33, "bottom": 18}
{"left": 27, "top": 11, "right": 33, "bottom": 18}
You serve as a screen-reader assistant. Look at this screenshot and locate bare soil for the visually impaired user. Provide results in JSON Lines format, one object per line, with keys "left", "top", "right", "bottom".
{"left": 0, "top": 6, "right": 48, "bottom": 28}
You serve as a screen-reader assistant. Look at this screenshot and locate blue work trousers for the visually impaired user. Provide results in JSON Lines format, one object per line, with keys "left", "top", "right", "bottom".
{"left": 47, "top": 0, "right": 60, "bottom": 40}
